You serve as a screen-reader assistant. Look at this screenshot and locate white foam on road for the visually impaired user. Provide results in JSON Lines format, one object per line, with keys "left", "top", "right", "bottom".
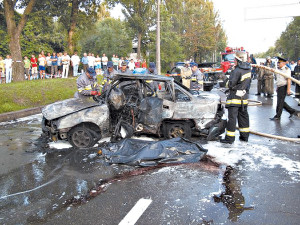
{"left": 49, "top": 141, "right": 72, "bottom": 149}
{"left": 0, "top": 113, "right": 42, "bottom": 126}
{"left": 119, "top": 198, "right": 152, "bottom": 225}
{"left": 204, "top": 141, "right": 300, "bottom": 182}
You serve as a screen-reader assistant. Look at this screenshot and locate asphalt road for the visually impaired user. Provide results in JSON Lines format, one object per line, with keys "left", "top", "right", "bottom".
{"left": 0, "top": 80, "right": 299, "bottom": 225}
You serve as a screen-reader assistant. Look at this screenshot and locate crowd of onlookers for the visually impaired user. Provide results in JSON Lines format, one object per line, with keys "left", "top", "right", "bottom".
{"left": 0, "top": 51, "right": 148, "bottom": 84}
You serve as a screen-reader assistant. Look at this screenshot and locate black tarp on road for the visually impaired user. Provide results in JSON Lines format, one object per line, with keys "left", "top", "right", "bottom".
{"left": 101, "top": 137, "right": 207, "bottom": 166}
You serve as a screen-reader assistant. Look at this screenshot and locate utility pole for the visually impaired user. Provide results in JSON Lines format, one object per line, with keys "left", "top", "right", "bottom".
{"left": 156, "top": 0, "right": 161, "bottom": 74}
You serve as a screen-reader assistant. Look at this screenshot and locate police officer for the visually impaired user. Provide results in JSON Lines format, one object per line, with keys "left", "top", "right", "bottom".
{"left": 220, "top": 51, "right": 251, "bottom": 144}
{"left": 293, "top": 58, "right": 300, "bottom": 106}
{"left": 270, "top": 57, "right": 298, "bottom": 120}
{"left": 190, "top": 63, "right": 204, "bottom": 91}
{"left": 74, "top": 67, "right": 101, "bottom": 98}
{"left": 117, "top": 61, "right": 132, "bottom": 74}
{"left": 102, "top": 61, "right": 117, "bottom": 92}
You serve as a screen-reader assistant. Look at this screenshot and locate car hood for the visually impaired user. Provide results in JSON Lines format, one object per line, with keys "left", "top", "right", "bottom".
{"left": 42, "top": 98, "right": 100, "bottom": 120}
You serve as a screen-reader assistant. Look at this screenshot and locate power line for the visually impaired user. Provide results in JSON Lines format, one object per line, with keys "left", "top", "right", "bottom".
{"left": 245, "top": 15, "right": 299, "bottom": 21}
{"left": 245, "top": 2, "right": 299, "bottom": 10}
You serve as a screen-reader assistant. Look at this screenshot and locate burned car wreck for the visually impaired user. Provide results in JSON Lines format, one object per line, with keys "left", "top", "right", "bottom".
{"left": 42, "top": 74, "right": 226, "bottom": 148}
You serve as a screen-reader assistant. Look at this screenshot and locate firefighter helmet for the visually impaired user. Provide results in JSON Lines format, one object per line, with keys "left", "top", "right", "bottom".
{"left": 235, "top": 51, "right": 247, "bottom": 62}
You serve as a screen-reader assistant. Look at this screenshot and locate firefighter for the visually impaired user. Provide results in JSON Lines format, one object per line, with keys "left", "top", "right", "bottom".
{"left": 190, "top": 63, "right": 204, "bottom": 91}
{"left": 74, "top": 67, "right": 101, "bottom": 99}
{"left": 263, "top": 56, "right": 275, "bottom": 97}
{"left": 220, "top": 51, "right": 251, "bottom": 144}
{"left": 146, "top": 62, "right": 160, "bottom": 93}
{"left": 270, "top": 57, "right": 298, "bottom": 120}
{"left": 181, "top": 62, "right": 192, "bottom": 88}
{"left": 117, "top": 61, "right": 132, "bottom": 74}
{"left": 293, "top": 58, "right": 300, "bottom": 106}
{"left": 102, "top": 61, "right": 117, "bottom": 92}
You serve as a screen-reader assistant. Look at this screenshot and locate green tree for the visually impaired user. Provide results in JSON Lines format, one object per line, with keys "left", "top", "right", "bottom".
{"left": 148, "top": 1, "right": 184, "bottom": 71}
{"left": 3, "top": 0, "right": 37, "bottom": 81}
{"left": 79, "top": 18, "right": 133, "bottom": 58}
{"left": 257, "top": 17, "right": 299, "bottom": 60}
{"left": 183, "top": 0, "right": 227, "bottom": 62}
{"left": 107, "top": 0, "right": 155, "bottom": 59}
{"left": 275, "top": 17, "right": 300, "bottom": 60}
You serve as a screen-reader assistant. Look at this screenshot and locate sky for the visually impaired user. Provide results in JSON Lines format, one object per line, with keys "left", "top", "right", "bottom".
{"left": 110, "top": 0, "right": 300, "bottom": 54}
{"left": 208, "top": 0, "right": 300, "bottom": 54}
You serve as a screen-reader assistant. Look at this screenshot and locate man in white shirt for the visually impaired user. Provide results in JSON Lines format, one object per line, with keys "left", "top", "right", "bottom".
{"left": 61, "top": 52, "right": 70, "bottom": 78}
{"left": 101, "top": 53, "right": 108, "bottom": 70}
{"left": 270, "top": 57, "right": 298, "bottom": 120}
{"left": 46, "top": 52, "right": 52, "bottom": 76}
{"left": 4, "top": 55, "right": 12, "bottom": 83}
{"left": 128, "top": 59, "right": 135, "bottom": 71}
{"left": 71, "top": 52, "right": 80, "bottom": 76}
{"left": 87, "top": 53, "right": 94, "bottom": 69}
{"left": 290, "top": 60, "right": 297, "bottom": 71}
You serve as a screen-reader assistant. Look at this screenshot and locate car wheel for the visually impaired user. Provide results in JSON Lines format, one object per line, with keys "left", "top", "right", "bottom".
{"left": 164, "top": 122, "right": 191, "bottom": 139}
{"left": 68, "top": 125, "right": 96, "bottom": 149}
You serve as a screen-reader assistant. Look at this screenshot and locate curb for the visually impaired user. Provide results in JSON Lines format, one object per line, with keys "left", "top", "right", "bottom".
{"left": 0, "top": 106, "right": 44, "bottom": 123}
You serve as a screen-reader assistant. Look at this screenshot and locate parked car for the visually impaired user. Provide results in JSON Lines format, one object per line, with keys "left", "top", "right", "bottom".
{"left": 42, "top": 74, "right": 227, "bottom": 148}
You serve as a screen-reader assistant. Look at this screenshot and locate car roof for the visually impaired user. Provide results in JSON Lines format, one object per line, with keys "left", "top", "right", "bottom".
{"left": 114, "top": 73, "right": 174, "bottom": 82}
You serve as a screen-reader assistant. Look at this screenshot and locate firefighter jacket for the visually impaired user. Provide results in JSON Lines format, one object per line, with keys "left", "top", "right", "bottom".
{"left": 74, "top": 73, "right": 99, "bottom": 98}
{"left": 181, "top": 67, "right": 192, "bottom": 79}
{"left": 293, "top": 64, "right": 300, "bottom": 98}
{"left": 264, "top": 62, "right": 275, "bottom": 78}
{"left": 102, "top": 68, "right": 118, "bottom": 92}
{"left": 146, "top": 69, "right": 159, "bottom": 92}
{"left": 293, "top": 64, "right": 300, "bottom": 78}
{"left": 103, "top": 68, "right": 117, "bottom": 83}
{"left": 225, "top": 62, "right": 251, "bottom": 108}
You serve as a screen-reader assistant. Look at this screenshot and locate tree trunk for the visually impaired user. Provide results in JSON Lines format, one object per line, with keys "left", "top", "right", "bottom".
{"left": 137, "top": 32, "right": 142, "bottom": 59}
{"left": 4, "top": 0, "right": 37, "bottom": 82}
{"left": 10, "top": 35, "right": 24, "bottom": 81}
{"left": 68, "top": 0, "right": 79, "bottom": 55}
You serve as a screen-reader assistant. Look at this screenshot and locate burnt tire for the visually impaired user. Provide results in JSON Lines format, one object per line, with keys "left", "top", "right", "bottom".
{"left": 68, "top": 125, "right": 98, "bottom": 149}
{"left": 164, "top": 122, "right": 192, "bottom": 139}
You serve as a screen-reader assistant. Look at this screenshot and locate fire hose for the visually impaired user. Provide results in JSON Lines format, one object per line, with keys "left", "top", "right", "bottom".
{"left": 251, "top": 64, "right": 300, "bottom": 86}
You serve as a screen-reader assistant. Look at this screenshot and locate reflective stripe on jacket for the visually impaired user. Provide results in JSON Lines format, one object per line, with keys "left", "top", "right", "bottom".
{"left": 226, "top": 62, "right": 251, "bottom": 107}
{"left": 74, "top": 73, "right": 99, "bottom": 98}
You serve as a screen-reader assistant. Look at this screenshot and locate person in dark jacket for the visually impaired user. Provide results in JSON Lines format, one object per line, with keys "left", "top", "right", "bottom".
{"left": 117, "top": 61, "right": 132, "bottom": 74}
{"left": 102, "top": 61, "right": 117, "bottom": 92}
{"left": 220, "top": 51, "right": 251, "bottom": 144}
{"left": 293, "top": 58, "right": 300, "bottom": 106}
{"left": 146, "top": 62, "right": 160, "bottom": 93}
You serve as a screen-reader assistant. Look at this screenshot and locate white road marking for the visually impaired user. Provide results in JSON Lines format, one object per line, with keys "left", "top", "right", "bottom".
{"left": 119, "top": 198, "right": 152, "bottom": 225}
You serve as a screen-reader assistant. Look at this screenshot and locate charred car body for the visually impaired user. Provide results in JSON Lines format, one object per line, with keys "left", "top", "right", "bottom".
{"left": 42, "top": 74, "right": 226, "bottom": 148}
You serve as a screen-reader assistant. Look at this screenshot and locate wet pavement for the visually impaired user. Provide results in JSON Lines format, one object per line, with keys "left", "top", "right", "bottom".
{"left": 0, "top": 80, "right": 299, "bottom": 225}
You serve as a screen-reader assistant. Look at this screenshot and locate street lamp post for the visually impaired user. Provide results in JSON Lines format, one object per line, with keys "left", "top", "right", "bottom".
{"left": 156, "top": 0, "right": 161, "bottom": 74}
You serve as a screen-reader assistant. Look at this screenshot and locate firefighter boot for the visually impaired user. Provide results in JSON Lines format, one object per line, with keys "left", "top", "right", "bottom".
{"left": 220, "top": 138, "right": 234, "bottom": 144}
